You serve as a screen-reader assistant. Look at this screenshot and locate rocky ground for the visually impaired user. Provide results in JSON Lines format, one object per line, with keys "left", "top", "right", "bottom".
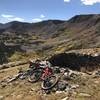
{"left": 0, "top": 64, "right": 100, "bottom": 100}
{"left": 0, "top": 48, "right": 100, "bottom": 100}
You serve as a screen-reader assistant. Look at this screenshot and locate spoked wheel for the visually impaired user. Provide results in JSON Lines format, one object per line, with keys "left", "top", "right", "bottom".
{"left": 41, "top": 75, "right": 59, "bottom": 90}
{"left": 28, "top": 68, "right": 43, "bottom": 83}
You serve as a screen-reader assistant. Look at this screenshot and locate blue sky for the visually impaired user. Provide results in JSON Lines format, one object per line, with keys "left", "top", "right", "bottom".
{"left": 0, "top": 0, "right": 100, "bottom": 23}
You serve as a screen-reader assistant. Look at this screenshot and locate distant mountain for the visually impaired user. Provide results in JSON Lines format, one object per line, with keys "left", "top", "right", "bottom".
{"left": 0, "top": 14, "right": 100, "bottom": 55}
{"left": 0, "top": 20, "right": 64, "bottom": 36}
{"left": 69, "top": 14, "right": 100, "bottom": 23}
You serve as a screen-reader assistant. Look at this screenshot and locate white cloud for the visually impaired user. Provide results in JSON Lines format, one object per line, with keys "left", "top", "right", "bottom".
{"left": 32, "top": 18, "right": 42, "bottom": 23}
{"left": 1, "top": 14, "right": 14, "bottom": 18}
{"left": 1, "top": 14, "right": 24, "bottom": 22}
{"left": 8, "top": 17, "right": 24, "bottom": 21}
{"left": 14, "top": 17, "right": 24, "bottom": 21}
{"left": 40, "top": 14, "right": 45, "bottom": 18}
{"left": 32, "top": 14, "right": 45, "bottom": 23}
{"left": 64, "top": 0, "right": 70, "bottom": 2}
{"left": 81, "top": 0, "right": 100, "bottom": 5}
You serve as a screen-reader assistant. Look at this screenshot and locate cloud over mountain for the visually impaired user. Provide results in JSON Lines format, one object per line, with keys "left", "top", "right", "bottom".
{"left": 1, "top": 14, "right": 24, "bottom": 22}
{"left": 32, "top": 18, "right": 42, "bottom": 22}
{"left": 81, "top": 0, "right": 100, "bottom": 5}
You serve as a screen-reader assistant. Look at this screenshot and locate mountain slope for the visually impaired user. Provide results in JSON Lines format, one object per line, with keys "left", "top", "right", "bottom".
{"left": 0, "top": 14, "right": 100, "bottom": 63}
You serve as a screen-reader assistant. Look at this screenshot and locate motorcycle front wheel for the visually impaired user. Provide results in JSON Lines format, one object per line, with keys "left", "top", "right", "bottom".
{"left": 41, "top": 75, "right": 59, "bottom": 90}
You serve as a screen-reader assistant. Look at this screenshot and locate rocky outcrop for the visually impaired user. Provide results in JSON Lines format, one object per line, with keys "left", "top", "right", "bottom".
{"left": 49, "top": 53, "right": 100, "bottom": 71}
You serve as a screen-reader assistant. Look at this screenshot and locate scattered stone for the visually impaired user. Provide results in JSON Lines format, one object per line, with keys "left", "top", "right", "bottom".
{"left": 71, "top": 84, "right": 79, "bottom": 89}
{"left": 63, "top": 73, "right": 71, "bottom": 80}
{"left": 16, "top": 94, "right": 23, "bottom": 99}
{"left": 7, "top": 74, "right": 20, "bottom": 83}
{"left": 70, "top": 73, "right": 78, "bottom": 79}
{"left": 56, "top": 91, "right": 64, "bottom": 94}
{"left": 64, "top": 72, "right": 68, "bottom": 76}
{"left": 85, "top": 71, "right": 92, "bottom": 75}
{"left": 94, "top": 80, "right": 99, "bottom": 84}
{"left": 31, "top": 88, "right": 35, "bottom": 91}
{"left": 61, "top": 97, "right": 69, "bottom": 100}
{"left": 78, "top": 93, "right": 91, "bottom": 97}
{"left": 65, "top": 86, "right": 71, "bottom": 92}
{"left": 60, "top": 68, "right": 66, "bottom": 73}
{"left": 0, "top": 96, "right": 4, "bottom": 100}
{"left": 93, "top": 53, "right": 99, "bottom": 57}
{"left": 72, "top": 91, "right": 77, "bottom": 95}
{"left": 93, "top": 70, "right": 100, "bottom": 78}
{"left": 95, "top": 70, "right": 100, "bottom": 76}
{"left": 10, "top": 93, "right": 16, "bottom": 98}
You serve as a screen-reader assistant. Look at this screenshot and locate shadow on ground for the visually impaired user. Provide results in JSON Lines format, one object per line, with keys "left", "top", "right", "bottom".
{"left": 49, "top": 53, "right": 100, "bottom": 71}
